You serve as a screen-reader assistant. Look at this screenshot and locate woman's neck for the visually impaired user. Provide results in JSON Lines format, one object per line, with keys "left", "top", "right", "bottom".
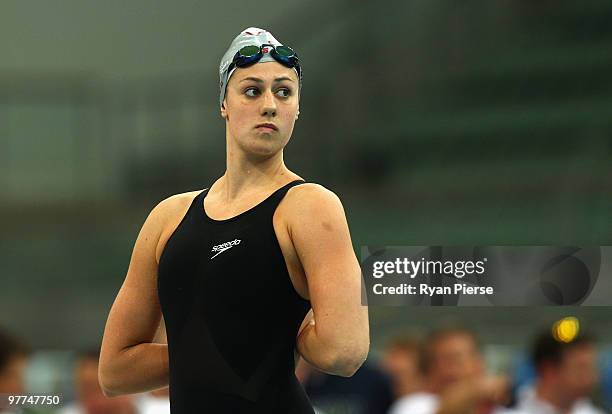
{"left": 218, "top": 148, "right": 293, "bottom": 201}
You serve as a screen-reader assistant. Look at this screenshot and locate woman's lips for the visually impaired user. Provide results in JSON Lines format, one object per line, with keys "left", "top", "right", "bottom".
{"left": 255, "top": 123, "right": 278, "bottom": 132}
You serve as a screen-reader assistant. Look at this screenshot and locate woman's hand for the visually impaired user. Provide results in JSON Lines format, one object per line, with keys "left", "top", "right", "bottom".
{"left": 297, "top": 309, "right": 315, "bottom": 337}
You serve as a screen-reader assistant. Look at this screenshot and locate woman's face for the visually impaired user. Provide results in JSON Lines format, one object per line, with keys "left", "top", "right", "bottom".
{"left": 222, "top": 61, "right": 299, "bottom": 158}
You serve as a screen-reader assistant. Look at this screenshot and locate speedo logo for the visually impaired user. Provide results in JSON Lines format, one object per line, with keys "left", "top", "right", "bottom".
{"left": 210, "top": 239, "right": 241, "bottom": 259}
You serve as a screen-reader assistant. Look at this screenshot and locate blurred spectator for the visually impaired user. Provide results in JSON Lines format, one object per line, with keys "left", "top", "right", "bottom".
{"left": 0, "top": 327, "right": 30, "bottom": 414}
{"left": 515, "top": 329, "right": 605, "bottom": 414}
{"left": 58, "top": 349, "right": 137, "bottom": 414}
{"left": 297, "top": 357, "right": 393, "bottom": 414}
{"left": 380, "top": 335, "right": 423, "bottom": 399}
{"left": 389, "top": 326, "right": 510, "bottom": 414}
{"left": 0, "top": 327, "right": 30, "bottom": 394}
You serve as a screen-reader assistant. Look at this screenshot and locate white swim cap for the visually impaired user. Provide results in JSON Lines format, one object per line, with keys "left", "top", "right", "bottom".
{"left": 218, "top": 27, "right": 301, "bottom": 107}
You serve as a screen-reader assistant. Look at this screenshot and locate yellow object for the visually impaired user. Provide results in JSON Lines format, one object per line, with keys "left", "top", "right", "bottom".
{"left": 552, "top": 317, "right": 580, "bottom": 343}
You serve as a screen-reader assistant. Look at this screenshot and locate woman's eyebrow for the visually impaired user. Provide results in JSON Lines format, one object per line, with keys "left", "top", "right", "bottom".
{"left": 239, "top": 76, "right": 295, "bottom": 83}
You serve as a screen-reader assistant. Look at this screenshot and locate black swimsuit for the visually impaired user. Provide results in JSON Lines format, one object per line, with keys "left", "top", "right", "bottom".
{"left": 157, "top": 179, "right": 314, "bottom": 413}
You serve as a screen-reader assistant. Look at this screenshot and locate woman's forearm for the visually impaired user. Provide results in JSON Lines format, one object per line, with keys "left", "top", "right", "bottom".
{"left": 99, "top": 342, "right": 169, "bottom": 396}
{"left": 296, "top": 322, "right": 367, "bottom": 377}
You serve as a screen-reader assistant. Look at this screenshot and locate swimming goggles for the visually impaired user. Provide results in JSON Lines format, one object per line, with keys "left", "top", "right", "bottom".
{"left": 228, "top": 44, "right": 301, "bottom": 80}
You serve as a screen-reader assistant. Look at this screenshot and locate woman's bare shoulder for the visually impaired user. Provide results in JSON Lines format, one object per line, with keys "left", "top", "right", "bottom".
{"left": 149, "top": 189, "right": 205, "bottom": 223}
{"left": 284, "top": 183, "right": 343, "bottom": 208}
{"left": 280, "top": 182, "right": 346, "bottom": 224}
{"left": 161, "top": 189, "right": 205, "bottom": 208}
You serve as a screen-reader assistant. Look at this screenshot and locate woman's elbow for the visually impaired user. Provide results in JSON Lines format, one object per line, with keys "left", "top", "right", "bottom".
{"left": 326, "top": 342, "right": 369, "bottom": 377}
{"left": 98, "top": 370, "right": 116, "bottom": 397}
{"left": 98, "top": 360, "right": 125, "bottom": 397}
{"left": 100, "top": 384, "right": 119, "bottom": 398}
{"left": 99, "top": 375, "right": 129, "bottom": 398}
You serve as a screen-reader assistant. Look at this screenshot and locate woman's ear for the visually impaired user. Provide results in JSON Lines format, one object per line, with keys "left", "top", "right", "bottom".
{"left": 220, "top": 101, "right": 228, "bottom": 120}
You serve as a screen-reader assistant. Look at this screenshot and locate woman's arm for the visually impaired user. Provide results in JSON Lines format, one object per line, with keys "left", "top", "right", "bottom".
{"left": 98, "top": 197, "right": 177, "bottom": 396}
{"left": 287, "top": 184, "right": 369, "bottom": 377}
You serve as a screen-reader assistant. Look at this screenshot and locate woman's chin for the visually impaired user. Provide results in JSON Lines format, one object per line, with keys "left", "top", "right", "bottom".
{"left": 247, "top": 138, "right": 287, "bottom": 155}
{"left": 244, "top": 143, "right": 283, "bottom": 159}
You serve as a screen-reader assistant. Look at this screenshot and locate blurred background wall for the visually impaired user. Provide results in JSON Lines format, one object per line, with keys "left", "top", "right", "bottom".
{"left": 0, "top": 0, "right": 611, "bottom": 365}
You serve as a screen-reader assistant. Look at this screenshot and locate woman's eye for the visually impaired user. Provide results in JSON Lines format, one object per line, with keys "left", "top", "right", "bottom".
{"left": 276, "top": 88, "right": 291, "bottom": 98}
{"left": 245, "top": 87, "right": 260, "bottom": 97}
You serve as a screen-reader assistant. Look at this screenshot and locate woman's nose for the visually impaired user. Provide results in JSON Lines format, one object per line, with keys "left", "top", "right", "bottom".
{"left": 260, "top": 89, "right": 277, "bottom": 116}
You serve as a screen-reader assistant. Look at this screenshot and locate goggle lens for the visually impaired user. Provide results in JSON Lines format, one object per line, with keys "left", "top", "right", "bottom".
{"left": 238, "top": 45, "right": 261, "bottom": 58}
{"left": 274, "top": 45, "right": 295, "bottom": 58}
